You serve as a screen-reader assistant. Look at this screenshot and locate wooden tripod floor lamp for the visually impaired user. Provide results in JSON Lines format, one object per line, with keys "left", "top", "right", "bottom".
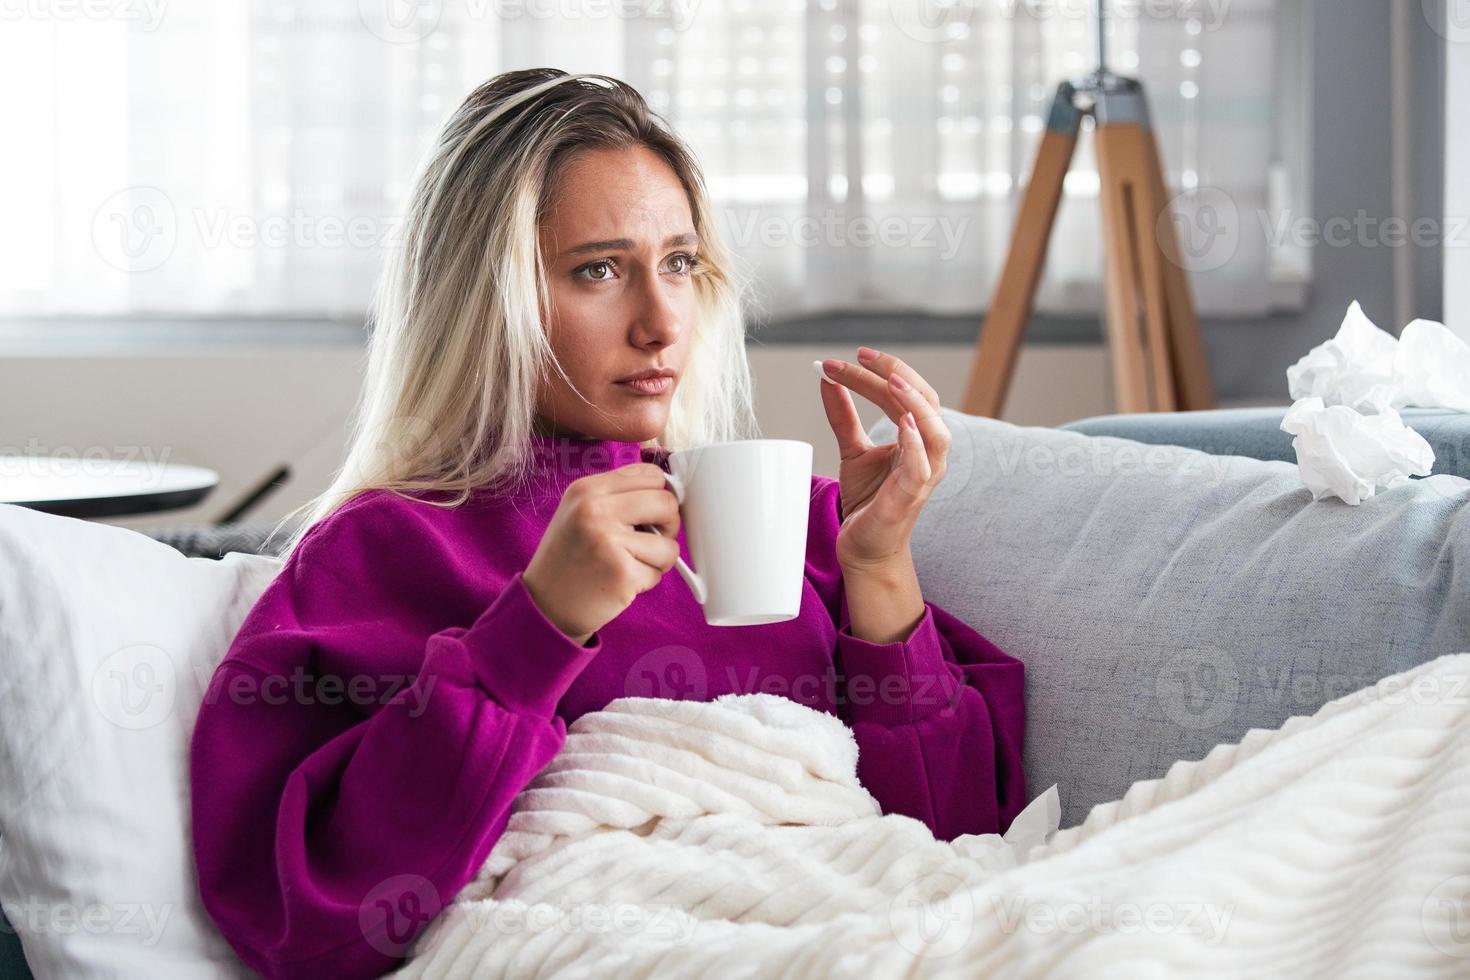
{"left": 960, "top": 4, "right": 1215, "bottom": 419}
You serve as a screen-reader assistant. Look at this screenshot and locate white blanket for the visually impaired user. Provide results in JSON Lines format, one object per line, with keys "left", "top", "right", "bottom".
{"left": 391, "top": 655, "right": 1470, "bottom": 978}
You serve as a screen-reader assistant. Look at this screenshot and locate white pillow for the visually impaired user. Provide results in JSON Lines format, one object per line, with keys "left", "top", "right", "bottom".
{"left": 0, "top": 502, "right": 281, "bottom": 978}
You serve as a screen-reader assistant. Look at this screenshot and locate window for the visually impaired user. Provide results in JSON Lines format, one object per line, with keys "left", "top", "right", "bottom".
{"left": 1, "top": 0, "right": 1306, "bottom": 321}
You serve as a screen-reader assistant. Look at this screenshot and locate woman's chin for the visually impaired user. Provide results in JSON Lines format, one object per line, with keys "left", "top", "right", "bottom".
{"left": 576, "top": 401, "right": 668, "bottom": 443}
{"left": 623, "top": 407, "right": 670, "bottom": 441}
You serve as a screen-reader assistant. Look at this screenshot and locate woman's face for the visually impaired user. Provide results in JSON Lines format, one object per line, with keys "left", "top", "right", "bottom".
{"left": 535, "top": 144, "right": 700, "bottom": 442}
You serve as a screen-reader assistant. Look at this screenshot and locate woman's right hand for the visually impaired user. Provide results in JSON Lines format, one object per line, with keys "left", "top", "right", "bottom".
{"left": 522, "top": 462, "right": 683, "bottom": 645}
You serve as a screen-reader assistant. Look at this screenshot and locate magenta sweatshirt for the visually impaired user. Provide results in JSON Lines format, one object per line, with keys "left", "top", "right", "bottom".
{"left": 189, "top": 432, "right": 1027, "bottom": 979}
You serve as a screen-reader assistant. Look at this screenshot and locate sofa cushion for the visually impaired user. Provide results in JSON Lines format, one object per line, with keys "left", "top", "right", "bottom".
{"left": 1060, "top": 406, "right": 1470, "bottom": 479}
{"left": 869, "top": 409, "right": 1470, "bottom": 827}
{"left": 0, "top": 503, "right": 277, "bottom": 978}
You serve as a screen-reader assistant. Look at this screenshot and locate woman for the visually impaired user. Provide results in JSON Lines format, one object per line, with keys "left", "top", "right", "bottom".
{"left": 189, "top": 68, "right": 1027, "bottom": 980}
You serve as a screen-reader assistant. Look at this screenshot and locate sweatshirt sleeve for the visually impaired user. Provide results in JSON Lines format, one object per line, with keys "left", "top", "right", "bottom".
{"left": 804, "top": 476, "right": 1028, "bottom": 841}
{"left": 188, "top": 501, "right": 600, "bottom": 979}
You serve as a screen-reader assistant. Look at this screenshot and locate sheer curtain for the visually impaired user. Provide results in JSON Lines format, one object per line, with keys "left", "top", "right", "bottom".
{"left": 0, "top": 0, "right": 1303, "bottom": 320}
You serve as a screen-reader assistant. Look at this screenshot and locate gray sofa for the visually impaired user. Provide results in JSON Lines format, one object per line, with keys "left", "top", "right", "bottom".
{"left": 878, "top": 408, "right": 1470, "bottom": 826}
{"left": 4, "top": 409, "right": 1467, "bottom": 974}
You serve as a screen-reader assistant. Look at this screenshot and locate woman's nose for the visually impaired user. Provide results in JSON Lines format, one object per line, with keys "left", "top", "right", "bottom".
{"left": 630, "top": 270, "right": 684, "bottom": 348}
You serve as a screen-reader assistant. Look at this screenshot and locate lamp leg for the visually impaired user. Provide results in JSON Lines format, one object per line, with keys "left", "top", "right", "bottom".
{"left": 961, "top": 82, "right": 1082, "bottom": 418}
{"left": 1142, "top": 125, "right": 1216, "bottom": 410}
{"left": 1094, "top": 122, "right": 1158, "bottom": 413}
{"left": 1114, "top": 121, "right": 1180, "bottom": 411}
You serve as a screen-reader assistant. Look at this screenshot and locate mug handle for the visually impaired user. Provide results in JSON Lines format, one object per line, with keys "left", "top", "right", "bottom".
{"left": 637, "top": 471, "right": 707, "bottom": 605}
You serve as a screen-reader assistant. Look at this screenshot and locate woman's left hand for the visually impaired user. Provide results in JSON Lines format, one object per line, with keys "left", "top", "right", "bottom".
{"left": 814, "top": 347, "right": 951, "bottom": 572}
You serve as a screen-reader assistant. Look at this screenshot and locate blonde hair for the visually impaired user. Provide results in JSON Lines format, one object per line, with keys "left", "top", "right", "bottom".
{"left": 265, "top": 68, "right": 759, "bottom": 560}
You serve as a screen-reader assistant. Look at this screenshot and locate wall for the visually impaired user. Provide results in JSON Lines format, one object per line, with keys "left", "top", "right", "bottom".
{"left": 1446, "top": 0, "right": 1470, "bottom": 334}
{"left": 1196, "top": 0, "right": 1444, "bottom": 394}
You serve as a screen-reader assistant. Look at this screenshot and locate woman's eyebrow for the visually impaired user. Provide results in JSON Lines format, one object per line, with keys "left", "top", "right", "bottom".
{"left": 562, "top": 232, "right": 698, "bottom": 256}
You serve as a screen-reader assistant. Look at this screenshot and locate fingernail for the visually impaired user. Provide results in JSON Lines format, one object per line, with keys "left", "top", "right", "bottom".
{"left": 903, "top": 411, "right": 916, "bottom": 430}
{"left": 857, "top": 346, "right": 880, "bottom": 361}
{"left": 811, "top": 359, "right": 837, "bottom": 384}
{"left": 890, "top": 372, "right": 911, "bottom": 391}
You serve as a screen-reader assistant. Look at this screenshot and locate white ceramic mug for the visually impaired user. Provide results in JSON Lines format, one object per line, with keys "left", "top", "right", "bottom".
{"left": 640, "top": 439, "right": 813, "bottom": 626}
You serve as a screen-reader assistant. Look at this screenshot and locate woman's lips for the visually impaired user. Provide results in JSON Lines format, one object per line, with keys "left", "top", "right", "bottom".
{"left": 616, "top": 376, "right": 672, "bottom": 395}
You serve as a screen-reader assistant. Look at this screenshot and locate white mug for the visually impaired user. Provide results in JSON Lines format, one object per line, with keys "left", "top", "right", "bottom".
{"left": 641, "top": 439, "right": 813, "bottom": 626}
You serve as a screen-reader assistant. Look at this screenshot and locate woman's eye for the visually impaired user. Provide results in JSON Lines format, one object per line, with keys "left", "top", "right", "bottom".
{"left": 578, "top": 260, "right": 614, "bottom": 282}
{"left": 666, "top": 252, "right": 699, "bottom": 276}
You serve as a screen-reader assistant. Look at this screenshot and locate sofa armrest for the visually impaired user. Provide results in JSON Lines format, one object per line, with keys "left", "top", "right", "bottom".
{"left": 1061, "top": 406, "right": 1470, "bottom": 479}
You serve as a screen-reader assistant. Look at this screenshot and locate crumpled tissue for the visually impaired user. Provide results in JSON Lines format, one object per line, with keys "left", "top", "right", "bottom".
{"left": 950, "top": 783, "right": 1061, "bottom": 869}
{"left": 1395, "top": 318, "right": 1470, "bottom": 412}
{"left": 1280, "top": 397, "right": 1434, "bottom": 505}
{"left": 1280, "top": 301, "right": 1469, "bottom": 504}
{"left": 1287, "top": 301, "right": 1470, "bottom": 413}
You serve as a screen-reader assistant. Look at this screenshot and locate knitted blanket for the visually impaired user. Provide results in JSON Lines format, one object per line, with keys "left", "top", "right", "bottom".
{"left": 391, "top": 655, "right": 1470, "bottom": 978}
